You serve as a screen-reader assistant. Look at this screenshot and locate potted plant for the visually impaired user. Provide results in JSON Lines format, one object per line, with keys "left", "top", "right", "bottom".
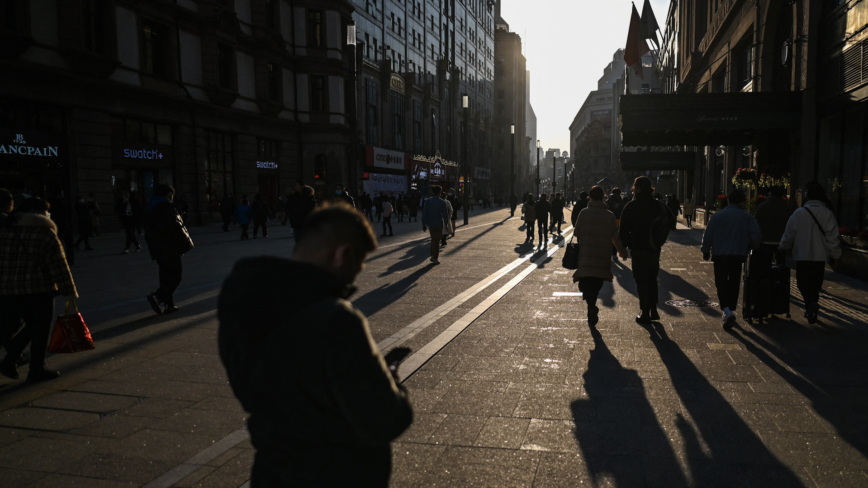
{"left": 715, "top": 194, "right": 728, "bottom": 210}
{"left": 732, "top": 168, "right": 759, "bottom": 189}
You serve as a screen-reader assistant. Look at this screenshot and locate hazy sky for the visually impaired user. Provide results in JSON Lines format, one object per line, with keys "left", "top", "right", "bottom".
{"left": 500, "top": 0, "right": 670, "bottom": 154}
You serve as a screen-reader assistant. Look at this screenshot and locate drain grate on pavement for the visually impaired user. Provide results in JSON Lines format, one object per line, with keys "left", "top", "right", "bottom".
{"left": 666, "top": 299, "right": 719, "bottom": 308}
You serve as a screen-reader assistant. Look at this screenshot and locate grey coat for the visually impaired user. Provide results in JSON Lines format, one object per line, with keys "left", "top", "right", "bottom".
{"left": 574, "top": 201, "right": 626, "bottom": 281}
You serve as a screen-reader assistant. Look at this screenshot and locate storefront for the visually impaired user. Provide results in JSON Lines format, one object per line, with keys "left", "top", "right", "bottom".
{"left": 412, "top": 152, "right": 459, "bottom": 194}
{"left": 0, "top": 130, "right": 67, "bottom": 205}
{"left": 110, "top": 118, "right": 175, "bottom": 204}
{"left": 256, "top": 139, "right": 280, "bottom": 212}
{"left": 365, "top": 146, "right": 409, "bottom": 196}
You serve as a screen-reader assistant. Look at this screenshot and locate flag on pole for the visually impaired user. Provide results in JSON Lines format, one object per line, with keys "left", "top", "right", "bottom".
{"left": 640, "top": 0, "right": 660, "bottom": 49}
{"left": 624, "top": 3, "right": 650, "bottom": 80}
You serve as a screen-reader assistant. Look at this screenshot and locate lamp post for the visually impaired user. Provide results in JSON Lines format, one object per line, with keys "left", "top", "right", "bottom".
{"left": 510, "top": 124, "right": 515, "bottom": 199}
{"left": 536, "top": 140, "right": 541, "bottom": 195}
{"left": 346, "top": 22, "right": 359, "bottom": 196}
{"left": 462, "top": 94, "right": 469, "bottom": 225}
{"left": 552, "top": 153, "right": 557, "bottom": 197}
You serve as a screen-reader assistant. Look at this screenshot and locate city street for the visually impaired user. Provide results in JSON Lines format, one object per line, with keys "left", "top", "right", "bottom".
{"left": 0, "top": 206, "right": 867, "bottom": 487}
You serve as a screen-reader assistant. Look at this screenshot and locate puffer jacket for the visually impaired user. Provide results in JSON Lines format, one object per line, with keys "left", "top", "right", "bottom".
{"left": 574, "top": 201, "right": 626, "bottom": 281}
{"left": 780, "top": 200, "right": 842, "bottom": 262}
{"left": 522, "top": 202, "right": 536, "bottom": 221}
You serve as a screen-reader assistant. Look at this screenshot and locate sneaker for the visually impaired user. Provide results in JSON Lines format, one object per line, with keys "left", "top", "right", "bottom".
{"left": 123, "top": 249, "right": 130, "bottom": 254}
{"left": 0, "top": 361, "right": 19, "bottom": 380}
{"left": 636, "top": 313, "right": 651, "bottom": 325}
{"left": 146, "top": 294, "right": 164, "bottom": 315}
{"left": 806, "top": 311, "right": 818, "bottom": 324}
{"left": 164, "top": 305, "right": 179, "bottom": 314}
{"left": 649, "top": 308, "right": 660, "bottom": 321}
{"left": 26, "top": 369, "right": 60, "bottom": 383}
{"left": 723, "top": 314, "right": 737, "bottom": 330}
{"left": 588, "top": 306, "right": 600, "bottom": 326}
{"left": 431, "top": 259, "right": 440, "bottom": 265}
{"left": 136, "top": 246, "right": 142, "bottom": 252}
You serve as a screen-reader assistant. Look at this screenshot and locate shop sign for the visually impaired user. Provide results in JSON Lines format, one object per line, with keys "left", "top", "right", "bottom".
{"left": 390, "top": 74, "right": 405, "bottom": 95}
{"left": 366, "top": 146, "right": 408, "bottom": 170}
{"left": 0, "top": 133, "right": 60, "bottom": 158}
{"left": 256, "top": 161, "right": 278, "bottom": 169}
{"left": 113, "top": 144, "right": 173, "bottom": 165}
{"left": 122, "top": 148, "right": 165, "bottom": 160}
{"left": 591, "top": 109, "right": 611, "bottom": 122}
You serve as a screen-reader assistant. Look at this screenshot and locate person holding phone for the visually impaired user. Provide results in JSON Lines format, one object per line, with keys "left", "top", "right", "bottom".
{"left": 218, "top": 202, "right": 412, "bottom": 487}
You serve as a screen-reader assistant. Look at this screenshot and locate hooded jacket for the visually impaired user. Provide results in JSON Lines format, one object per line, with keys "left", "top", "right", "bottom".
{"left": 574, "top": 201, "right": 626, "bottom": 281}
{"left": 780, "top": 200, "right": 842, "bottom": 262}
{"left": 143, "top": 197, "right": 194, "bottom": 261}
{"left": 218, "top": 258, "right": 412, "bottom": 487}
{"left": 0, "top": 213, "right": 77, "bottom": 297}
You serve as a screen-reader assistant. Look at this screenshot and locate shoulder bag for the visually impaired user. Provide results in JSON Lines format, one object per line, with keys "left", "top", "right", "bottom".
{"left": 562, "top": 234, "right": 580, "bottom": 270}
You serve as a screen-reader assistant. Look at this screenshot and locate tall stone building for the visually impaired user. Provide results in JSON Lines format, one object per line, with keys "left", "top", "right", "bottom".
{"left": 525, "top": 70, "right": 537, "bottom": 189}
{"left": 1, "top": 0, "right": 356, "bottom": 226}
{"left": 493, "top": 16, "right": 527, "bottom": 197}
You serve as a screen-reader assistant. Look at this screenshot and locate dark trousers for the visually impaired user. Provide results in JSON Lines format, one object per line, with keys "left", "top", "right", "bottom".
{"left": 254, "top": 220, "right": 267, "bottom": 237}
{"left": 526, "top": 219, "right": 535, "bottom": 239}
{"left": 364, "top": 208, "right": 373, "bottom": 221}
{"left": 240, "top": 224, "right": 250, "bottom": 240}
{"left": 713, "top": 258, "right": 744, "bottom": 311}
{"left": 155, "top": 255, "right": 183, "bottom": 306}
{"left": 685, "top": 215, "right": 693, "bottom": 227}
{"left": 631, "top": 249, "right": 661, "bottom": 312}
{"left": 382, "top": 216, "right": 393, "bottom": 235}
{"left": 552, "top": 213, "right": 562, "bottom": 233}
{"left": 579, "top": 277, "right": 604, "bottom": 307}
{"left": 124, "top": 221, "right": 140, "bottom": 250}
{"left": 451, "top": 219, "right": 457, "bottom": 236}
{"left": 222, "top": 213, "right": 232, "bottom": 231}
{"left": 0, "top": 293, "right": 55, "bottom": 371}
{"left": 74, "top": 234, "right": 90, "bottom": 249}
{"left": 796, "top": 261, "right": 826, "bottom": 309}
{"left": 538, "top": 216, "right": 549, "bottom": 243}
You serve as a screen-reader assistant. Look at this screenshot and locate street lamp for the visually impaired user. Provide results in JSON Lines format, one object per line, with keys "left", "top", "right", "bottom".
{"left": 462, "top": 94, "right": 469, "bottom": 225}
{"left": 346, "top": 21, "right": 359, "bottom": 196}
{"left": 552, "top": 153, "right": 557, "bottom": 197}
{"left": 536, "top": 140, "right": 541, "bottom": 196}
{"left": 510, "top": 124, "right": 515, "bottom": 200}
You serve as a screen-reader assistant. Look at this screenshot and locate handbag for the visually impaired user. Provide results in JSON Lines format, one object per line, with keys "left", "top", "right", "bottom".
{"left": 49, "top": 300, "right": 95, "bottom": 354}
{"left": 562, "top": 234, "right": 580, "bottom": 270}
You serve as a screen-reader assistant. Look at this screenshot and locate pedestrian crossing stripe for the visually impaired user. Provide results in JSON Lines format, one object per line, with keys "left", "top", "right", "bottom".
{"left": 552, "top": 292, "right": 583, "bottom": 297}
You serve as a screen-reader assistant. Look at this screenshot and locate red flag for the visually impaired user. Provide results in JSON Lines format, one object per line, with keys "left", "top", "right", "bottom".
{"left": 624, "top": 3, "right": 650, "bottom": 79}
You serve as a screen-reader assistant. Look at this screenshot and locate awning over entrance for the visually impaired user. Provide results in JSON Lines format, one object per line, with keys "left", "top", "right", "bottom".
{"left": 619, "top": 92, "right": 802, "bottom": 146}
{"left": 620, "top": 151, "right": 696, "bottom": 171}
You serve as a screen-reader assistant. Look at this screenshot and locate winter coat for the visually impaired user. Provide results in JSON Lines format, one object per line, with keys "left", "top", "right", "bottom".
{"left": 421, "top": 197, "right": 450, "bottom": 229}
{"left": 0, "top": 213, "right": 77, "bottom": 297}
{"left": 571, "top": 198, "right": 589, "bottom": 226}
{"left": 574, "top": 201, "right": 626, "bottom": 282}
{"left": 288, "top": 191, "right": 316, "bottom": 229}
{"left": 606, "top": 195, "right": 626, "bottom": 220}
{"left": 234, "top": 205, "right": 255, "bottom": 225}
{"left": 755, "top": 196, "right": 793, "bottom": 243}
{"left": 143, "top": 197, "right": 194, "bottom": 261}
{"left": 252, "top": 200, "right": 269, "bottom": 223}
{"left": 779, "top": 200, "right": 842, "bottom": 262}
{"left": 550, "top": 198, "right": 565, "bottom": 217}
{"left": 666, "top": 198, "right": 681, "bottom": 216}
{"left": 619, "top": 195, "right": 676, "bottom": 251}
{"left": 522, "top": 202, "right": 537, "bottom": 221}
{"left": 682, "top": 201, "right": 696, "bottom": 216}
{"left": 382, "top": 201, "right": 393, "bottom": 218}
{"left": 117, "top": 199, "right": 137, "bottom": 226}
{"left": 700, "top": 204, "right": 762, "bottom": 260}
{"left": 218, "top": 258, "right": 412, "bottom": 487}
{"left": 535, "top": 200, "right": 552, "bottom": 223}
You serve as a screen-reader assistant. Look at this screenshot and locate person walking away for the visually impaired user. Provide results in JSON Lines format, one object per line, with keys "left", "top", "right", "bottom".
{"left": 375, "top": 194, "right": 384, "bottom": 222}
{"left": 619, "top": 176, "right": 676, "bottom": 324}
{"left": 276, "top": 195, "right": 287, "bottom": 226}
{"left": 0, "top": 197, "right": 77, "bottom": 382}
{"left": 572, "top": 192, "right": 590, "bottom": 226}
{"left": 421, "top": 186, "right": 451, "bottom": 264}
{"left": 755, "top": 186, "right": 793, "bottom": 243}
{"left": 218, "top": 204, "right": 412, "bottom": 487}
{"left": 550, "top": 193, "right": 565, "bottom": 235}
{"left": 220, "top": 194, "right": 236, "bottom": 232}
{"left": 87, "top": 193, "right": 101, "bottom": 236}
{"left": 440, "top": 192, "right": 453, "bottom": 246}
{"left": 381, "top": 197, "right": 394, "bottom": 237}
{"left": 0, "top": 188, "right": 12, "bottom": 231}
{"left": 334, "top": 184, "right": 355, "bottom": 208}
{"left": 130, "top": 190, "right": 145, "bottom": 236}
{"left": 73, "top": 195, "right": 94, "bottom": 251}
{"left": 535, "top": 193, "right": 552, "bottom": 249}
{"left": 144, "top": 185, "right": 194, "bottom": 315}
{"left": 523, "top": 195, "right": 537, "bottom": 243}
{"left": 446, "top": 189, "right": 461, "bottom": 237}
{"left": 666, "top": 195, "right": 682, "bottom": 230}
{"left": 395, "top": 194, "right": 405, "bottom": 222}
{"left": 572, "top": 186, "right": 629, "bottom": 325}
{"left": 234, "top": 197, "right": 255, "bottom": 240}
{"left": 682, "top": 198, "right": 696, "bottom": 228}
{"left": 117, "top": 191, "right": 142, "bottom": 253}
{"left": 607, "top": 188, "right": 627, "bottom": 261}
{"left": 509, "top": 194, "right": 518, "bottom": 217}
{"left": 252, "top": 194, "right": 270, "bottom": 238}
{"left": 779, "top": 184, "right": 842, "bottom": 324}
{"left": 701, "top": 189, "right": 762, "bottom": 329}
{"left": 361, "top": 192, "right": 374, "bottom": 221}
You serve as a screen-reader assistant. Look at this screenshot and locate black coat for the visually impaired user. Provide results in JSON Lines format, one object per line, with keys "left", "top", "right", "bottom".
{"left": 288, "top": 192, "right": 316, "bottom": 228}
{"left": 550, "top": 197, "right": 565, "bottom": 216}
{"left": 535, "top": 200, "right": 552, "bottom": 223}
{"left": 252, "top": 200, "right": 270, "bottom": 222}
{"left": 74, "top": 201, "right": 94, "bottom": 236}
{"left": 143, "top": 199, "right": 194, "bottom": 260}
{"left": 619, "top": 195, "right": 675, "bottom": 251}
{"left": 218, "top": 258, "right": 412, "bottom": 486}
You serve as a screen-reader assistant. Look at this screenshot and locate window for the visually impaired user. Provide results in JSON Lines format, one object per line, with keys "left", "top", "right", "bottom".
{"left": 733, "top": 44, "right": 753, "bottom": 90}
{"left": 413, "top": 100, "right": 423, "bottom": 152}
{"left": 257, "top": 139, "right": 279, "bottom": 160}
{"left": 205, "top": 132, "right": 234, "bottom": 205}
{"left": 311, "top": 76, "right": 326, "bottom": 111}
{"left": 141, "top": 20, "right": 172, "bottom": 78}
{"left": 114, "top": 118, "right": 173, "bottom": 145}
{"left": 268, "top": 62, "right": 281, "bottom": 101}
{"left": 82, "top": 0, "right": 106, "bottom": 53}
{"left": 308, "top": 10, "right": 324, "bottom": 47}
{"left": 366, "top": 79, "right": 379, "bottom": 145}
{"left": 391, "top": 91, "right": 404, "bottom": 150}
{"left": 217, "top": 43, "right": 234, "bottom": 89}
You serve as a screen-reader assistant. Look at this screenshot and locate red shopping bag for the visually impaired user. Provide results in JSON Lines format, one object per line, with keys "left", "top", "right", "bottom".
{"left": 48, "top": 300, "right": 95, "bottom": 353}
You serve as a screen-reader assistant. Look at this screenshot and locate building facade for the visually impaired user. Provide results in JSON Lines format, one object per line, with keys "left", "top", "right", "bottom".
{"left": 1, "top": 0, "right": 356, "bottom": 227}
{"left": 525, "top": 69, "right": 537, "bottom": 189}
{"left": 493, "top": 19, "right": 527, "bottom": 198}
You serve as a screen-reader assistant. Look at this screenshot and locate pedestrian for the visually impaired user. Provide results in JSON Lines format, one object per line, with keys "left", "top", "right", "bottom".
{"left": 0, "top": 197, "right": 77, "bottom": 382}
{"left": 440, "top": 192, "right": 453, "bottom": 246}
{"left": 666, "top": 195, "right": 681, "bottom": 230}
{"left": 334, "top": 183, "right": 355, "bottom": 208}
{"left": 509, "top": 194, "right": 518, "bottom": 217}
{"left": 446, "top": 189, "right": 460, "bottom": 237}
{"left": 220, "top": 193, "right": 236, "bottom": 232}
{"left": 218, "top": 203, "right": 412, "bottom": 487}
{"left": 289, "top": 183, "right": 316, "bottom": 241}
{"left": 73, "top": 195, "right": 94, "bottom": 251}
{"left": 421, "top": 186, "right": 451, "bottom": 264}
{"left": 701, "top": 189, "right": 762, "bottom": 329}
{"left": 252, "top": 194, "right": 270, "bottom": 238}
{"left": 395, "top": 194, "right": 405, "bottom": 222}
{"left": 607, "top": 188, "right": 627, "bottom": 261}
{"left": 572, "top": 186, "right": 629, "bottom": 326}
{"left": 130, "top": 190, "right": 145, "bottom": 236}
{"left": 779, "top": 184, "right": 842, "bottom": 324}
{"left": 0, "top": 188, "right": 12, "bottom": 231}
{"left": 550, "top": 192, "right": 565, "bottom": 235}
{"left": 755, "top": 186, "right": 793, "bottom": 243}
{"left": 234, "top": 196, "right": 254, "bottom": 241}
{"left": 619, "top": 176, "right": 676, "bottom": 324}
{"left": 144, "top": 185, "right": 194, "bottom": 315}
{"left": 275, "top": 195, "right": 287, "bottom": 226}
{"left": 522, "top": 194, "right": 537, "bottom": 243}
{"left": 408, "top": 192, "right": 419, "bottom": 222}
{"left": 535, "top": 193, "right": 552, "bottom": 249}
{"left": 361, "top": 192, "right": 374, "bottom": 221}
{"left": 87, "top": 193, "right": 101, "bottom": 236}
{"left": 571, "top": 192, "right": 589, "bottom": 226}
{"left": 381, "top": 196, "right": 394, "bottom": 237}
{"left": 375, "top": 193, "right": 384, "bottom": 222}
{"left": 682, "top": 198, "right": 695, "bottom": 228}
{"left": 116, "top": 191, "right": 142, "bottom": 253}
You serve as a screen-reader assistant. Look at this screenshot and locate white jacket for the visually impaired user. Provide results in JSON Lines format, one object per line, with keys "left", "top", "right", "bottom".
{"left": 779, "top": 200, "right": 842, "bottom": 262}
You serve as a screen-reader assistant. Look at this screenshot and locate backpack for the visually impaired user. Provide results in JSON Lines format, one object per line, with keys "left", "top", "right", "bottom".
{"left": 649, "top": 201, "right": 672, "bottom": 249}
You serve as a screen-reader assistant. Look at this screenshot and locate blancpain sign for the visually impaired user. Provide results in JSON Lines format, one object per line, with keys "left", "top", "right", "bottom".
{"left": 123, "top": 148, "right": 164, "bottom": 160}
{"left": 0, "top": 134, "right": 59, "bottom": 157}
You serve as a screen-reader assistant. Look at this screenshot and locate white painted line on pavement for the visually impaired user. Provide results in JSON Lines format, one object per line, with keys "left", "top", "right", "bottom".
{"left": 553, "top": 292, "right": 583, "bottom": 297}
{"left": 142, "top": 427, "right": 249, "bottom": 488}
{"left": 376, "top": 227, "right": 573, "bottom": 353}
{"left": 398, "top": 231, "right": 574, "bottom": 380}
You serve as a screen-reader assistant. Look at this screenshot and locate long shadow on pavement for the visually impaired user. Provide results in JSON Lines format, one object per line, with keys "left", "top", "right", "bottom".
{"left": 378, "top": 240, "right": 436, "bottom": 277}
{"left": 352, "top": 266, "right": 434, "bottom": 317}
{"left": 443, "top": 216, "right": 512, "bottom": 256}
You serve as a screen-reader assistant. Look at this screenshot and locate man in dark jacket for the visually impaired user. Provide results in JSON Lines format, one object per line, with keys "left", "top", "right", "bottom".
{"left": 334, "top": 183, "right": 355, "bottom": 208}
{"left": 571, "top": 192, "right": 589, "bottom": 227}
{"left": 666, "top": 195, "right": 682, "bottom": 230}
{"left": 535, "top": 193, "right": 552, "bottom": 249}
{"left": 144, "top": 185, "right": 194, "bottom": 315}
{"left": 509, "top": 194, "right": 518, "bottom": 217}
{"left": 252, "top": 193, "right": 270, "bottom": 238}
{"left": 550, "top": 193, "right": 565, "bottom": 235}
{"left": 754, "top": 186, "right": 793, "bottom": 243}
{"left": 288, "top": 181, "right": 317, "bottom": 241}
{"left": 219, "top": 194, "right": 236, "bottom": 232}
{"left": 218, "top": 204, "right": 412, "bottom": 487}
{"left": 619, "top": 176, "right": 675, "bottom": 324}
{"left": 606, "top": 188, "right": 626, "bottom": 223}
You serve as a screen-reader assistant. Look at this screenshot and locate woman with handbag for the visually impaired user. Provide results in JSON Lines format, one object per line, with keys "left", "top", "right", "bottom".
{"left": 0, "top": 197, "right": 78, "bottom": 382}
{"left": 522, "top": 194, "right": 537, "bottom": 243}
{"left": 572, "top": 186, "right": 628, "bottom": 326}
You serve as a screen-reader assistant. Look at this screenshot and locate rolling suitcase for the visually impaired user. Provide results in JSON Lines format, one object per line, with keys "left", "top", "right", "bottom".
{"left": 769, "top": 262, "right": 791, "bottom": 319}
{"left": 743, "top": 247, "right": 773, "bottom": 324}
